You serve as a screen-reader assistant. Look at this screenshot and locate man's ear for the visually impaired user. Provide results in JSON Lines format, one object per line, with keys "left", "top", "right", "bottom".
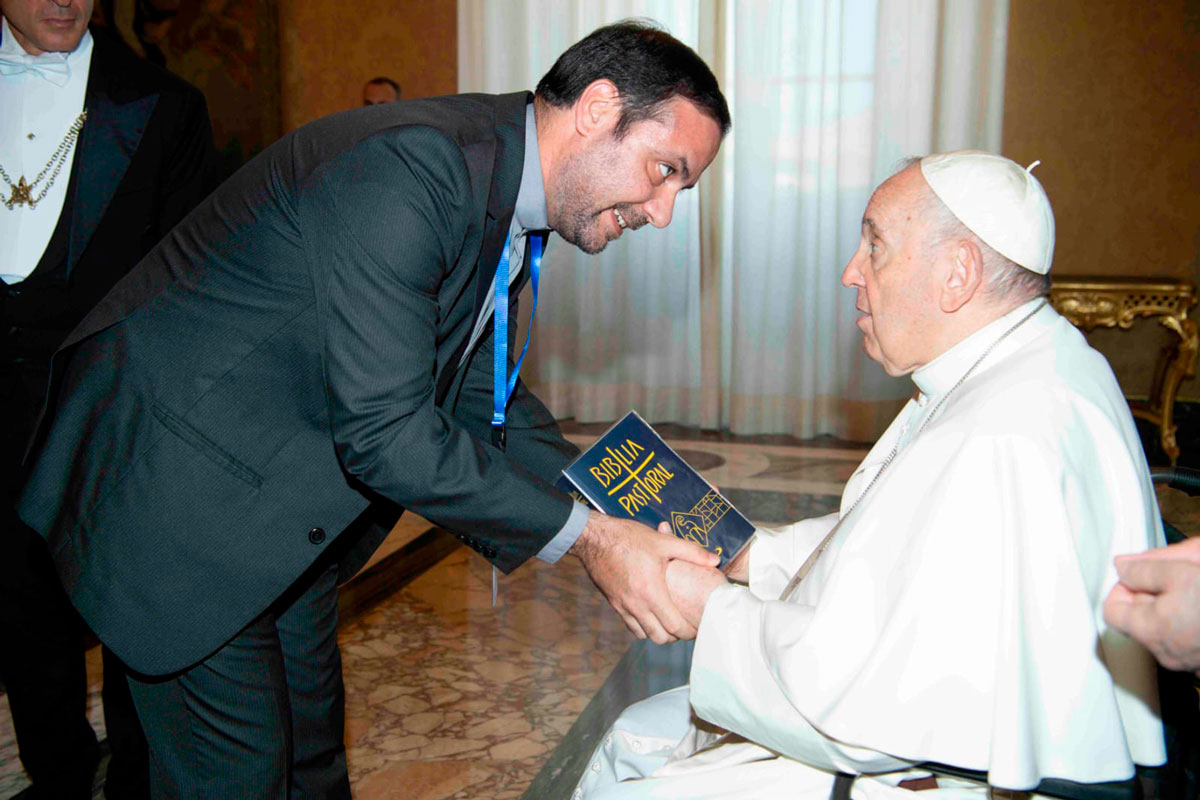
{"left": 941, "top": 240, "right": 984, "bottom": 313}
{"left": 572, "top": 79, "right": 621, "bottom": 138}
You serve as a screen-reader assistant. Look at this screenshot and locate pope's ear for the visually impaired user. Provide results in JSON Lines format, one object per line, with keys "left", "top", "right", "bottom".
{"left": 941, "top": 240, "right": 984, "bottom": 313}
{"left": 572, "top": 79, "right": 621, "bottom": 138}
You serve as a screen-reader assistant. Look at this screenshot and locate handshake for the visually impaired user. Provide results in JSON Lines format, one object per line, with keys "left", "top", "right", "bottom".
{"left": 568, "top": 511, "right": 745, "bottom": 644}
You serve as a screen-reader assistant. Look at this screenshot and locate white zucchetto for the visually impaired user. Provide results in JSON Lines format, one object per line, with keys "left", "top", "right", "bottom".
{"left": 921, "top": 150, "right": 1056, "bottom": 275}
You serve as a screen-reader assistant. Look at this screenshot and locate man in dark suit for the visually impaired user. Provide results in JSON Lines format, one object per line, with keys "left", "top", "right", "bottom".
{"left": 18, "top": 20, "right": 729, "bottom": 798}
{"left": 0, "top": 0, "right": 217, "bottom": 797}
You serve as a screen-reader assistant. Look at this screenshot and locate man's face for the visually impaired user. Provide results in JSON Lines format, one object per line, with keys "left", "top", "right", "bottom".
{"left": 1, "top": 0, "right": 93, "bottom": 55}
{"left": 841, "top": 166, "right": 943, "bottom": 377}
{"left": 548, "top": 97, "right": 722, "bottom": 255}
{"left": 362, "top": 83, "right": 397, "bottom": 106}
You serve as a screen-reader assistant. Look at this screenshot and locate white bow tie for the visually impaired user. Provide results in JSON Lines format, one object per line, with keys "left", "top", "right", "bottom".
{"left": 0, "top": 53, "right": 70, "bottom": 87}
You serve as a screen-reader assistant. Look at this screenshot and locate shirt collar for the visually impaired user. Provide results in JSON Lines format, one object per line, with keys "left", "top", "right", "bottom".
{"left": 912, "top": 296, "right": 1053, "bottom": 399}
{"left": 513, "top": 101, "right": 548, "bottom": 233}
{"left": 0, "top": 16, "right": 92, "bottom": 78}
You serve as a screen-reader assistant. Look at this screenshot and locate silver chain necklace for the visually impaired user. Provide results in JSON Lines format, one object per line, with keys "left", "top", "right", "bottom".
{"left": 0, "top": 109, "right": 88, "bottom": 210}
{"left": 779, "top": 298, "right": 1048, "bottom": 601}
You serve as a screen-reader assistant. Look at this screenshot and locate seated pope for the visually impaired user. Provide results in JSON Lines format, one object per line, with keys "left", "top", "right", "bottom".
{"left": 573, "top": 152, "right": 1167, "bottom": 799}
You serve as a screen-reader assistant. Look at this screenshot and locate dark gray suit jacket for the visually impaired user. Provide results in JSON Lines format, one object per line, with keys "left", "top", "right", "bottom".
{"left": 18, "top": 91, "right": 577, "bottom": 675}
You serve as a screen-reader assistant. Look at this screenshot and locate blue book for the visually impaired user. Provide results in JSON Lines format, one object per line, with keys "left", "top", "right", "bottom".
{"left": 557, "top": 411, "right": 755, "bottom": 571}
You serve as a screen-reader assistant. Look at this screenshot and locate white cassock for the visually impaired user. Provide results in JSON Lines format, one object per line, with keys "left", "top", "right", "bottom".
{"left": 575, "top": 299, "right": 1167, "bottom": 800}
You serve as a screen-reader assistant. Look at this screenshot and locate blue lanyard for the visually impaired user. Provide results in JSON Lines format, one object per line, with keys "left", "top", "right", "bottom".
{"left": 491, "top": 231, "right": 543, "bottom": 450}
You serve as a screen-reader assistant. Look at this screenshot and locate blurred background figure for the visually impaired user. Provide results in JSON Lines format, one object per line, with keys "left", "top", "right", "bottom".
{"left": 362, "top": 74, "right": 399, "bottom": 104}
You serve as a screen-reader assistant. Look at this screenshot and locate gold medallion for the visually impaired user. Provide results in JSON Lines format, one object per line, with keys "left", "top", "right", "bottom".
{"left": 8, "top": 176, "right": 34, "bottom": 209}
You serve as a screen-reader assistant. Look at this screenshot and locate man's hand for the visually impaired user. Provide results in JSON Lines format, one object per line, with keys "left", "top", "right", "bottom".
{"left": 1103, "top": 538, "right": 1200, "bottom": 674}
{"left": 570, "top": 511, "right": 719, "bottom": 644}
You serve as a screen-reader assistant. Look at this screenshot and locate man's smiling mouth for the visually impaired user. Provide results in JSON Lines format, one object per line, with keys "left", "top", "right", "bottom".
{"left": 614, "top": 208, "right": 628, "bottom": 229}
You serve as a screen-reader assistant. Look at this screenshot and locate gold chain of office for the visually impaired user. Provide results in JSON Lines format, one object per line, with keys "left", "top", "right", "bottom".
{"left": 0, "top": 109, "right": 88, "bottom": 210}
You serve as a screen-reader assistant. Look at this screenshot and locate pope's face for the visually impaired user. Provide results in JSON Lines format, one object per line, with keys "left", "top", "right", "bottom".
{"left": 841, "top": 166, "right": 942, "bottom": 377}
{"left": 1, "top": 0, "right": 93, "bottom": 55}
{"left": 548, "top": 96, "right": 722, "bottom": 255}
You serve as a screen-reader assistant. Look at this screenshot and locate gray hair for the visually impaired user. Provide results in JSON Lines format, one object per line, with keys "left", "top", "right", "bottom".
{"left": 895, "top": 158, "right": 1051, "bottom": 304}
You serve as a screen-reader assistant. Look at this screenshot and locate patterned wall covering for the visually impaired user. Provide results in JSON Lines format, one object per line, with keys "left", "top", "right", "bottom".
{"left": 96, "top": 0, "right": 282, "bottom": 175}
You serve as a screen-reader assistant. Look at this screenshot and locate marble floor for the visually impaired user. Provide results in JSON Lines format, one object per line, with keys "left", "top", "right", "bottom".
{"left": 3, "top": 424, "right": 1193, "bottom": 798}
{"left": 1, "top": 424, "right": 868, "bottom": 799}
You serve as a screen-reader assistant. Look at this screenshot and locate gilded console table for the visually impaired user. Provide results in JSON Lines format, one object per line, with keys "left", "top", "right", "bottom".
{"left": 1048, "top": 277, "right": 1198, "bottom": 464}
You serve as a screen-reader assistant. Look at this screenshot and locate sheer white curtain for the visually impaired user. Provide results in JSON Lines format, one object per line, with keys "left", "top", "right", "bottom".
{"left": 457, "top": 0, "right": 1009, "bottom": 440}
{"left": 459, "top": 1, "right": 710, "bottom": 424}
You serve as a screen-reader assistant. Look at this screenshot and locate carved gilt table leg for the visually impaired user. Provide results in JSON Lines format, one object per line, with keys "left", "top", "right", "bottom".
{"left": 1155, "top": 316, "right": 1200, "bottom": 465}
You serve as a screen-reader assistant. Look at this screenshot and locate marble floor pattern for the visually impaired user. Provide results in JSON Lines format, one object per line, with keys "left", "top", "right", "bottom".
{"left": 7, "top": 426, "right": 1189, "bottom": 798}
{"left": 0, "top": 427, "right": 869, "bottom": 799}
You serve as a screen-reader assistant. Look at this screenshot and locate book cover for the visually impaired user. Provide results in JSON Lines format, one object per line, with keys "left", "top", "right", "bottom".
{"left": 559, "top": 411, "right": 755, "bottom": 570}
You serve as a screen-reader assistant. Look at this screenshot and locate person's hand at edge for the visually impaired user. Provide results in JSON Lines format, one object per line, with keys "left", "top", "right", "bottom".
{"left": 571, "top": 511, "right": 719, "bottom": 644}
{"left": 1103, "top": 538, "right": 1200, "bottom": 675}
{"left": 1116, "top": 536, "right": 1200, "bottom": 565}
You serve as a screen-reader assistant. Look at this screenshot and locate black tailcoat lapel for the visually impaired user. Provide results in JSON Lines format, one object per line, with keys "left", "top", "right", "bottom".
{"left": 67, "top": 31, "right": 157, "bottom": 278}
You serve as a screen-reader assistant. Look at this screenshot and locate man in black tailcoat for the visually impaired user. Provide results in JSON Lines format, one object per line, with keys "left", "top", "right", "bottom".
{"left": 18, "top": 20, "right": 730, "bottom": 799}
{"left": 0, "top": 1, "right": 217, "bottom": 798}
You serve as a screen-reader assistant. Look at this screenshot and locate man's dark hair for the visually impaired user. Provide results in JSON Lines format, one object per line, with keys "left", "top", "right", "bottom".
{"left": 535, "top": 20, "right": 730, "bottom": 140}
{"left": 366, "top": 76, "right": 401, "bottom": 97}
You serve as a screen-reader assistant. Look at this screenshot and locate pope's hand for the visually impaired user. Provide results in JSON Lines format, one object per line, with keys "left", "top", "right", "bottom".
{"left": 1103, "top": 537, "right": 1200, "bottom": 674}
{"left": 571, "top": 511, "right": 719, "bottom": 644}
{"left": 664, "top": 558, "right": 728, "bottom": 630}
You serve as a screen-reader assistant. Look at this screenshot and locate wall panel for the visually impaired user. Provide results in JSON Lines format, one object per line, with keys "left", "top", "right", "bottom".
{"left": 279, "top": 0, "right": 457, "bottom": 131}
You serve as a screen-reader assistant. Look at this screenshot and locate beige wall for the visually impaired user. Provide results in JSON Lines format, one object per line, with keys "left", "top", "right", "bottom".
{"left": 1003, "top": 1, "right": 1200, "bottom": 403}
{"left": 271, "top": 1, "right": 1198, "bottom": 407}
{"left": 1002, "top": 0, "right": 1200, "bottom": 280}
{"left": 278, "top": 0, "right": 457, "bottom": 133}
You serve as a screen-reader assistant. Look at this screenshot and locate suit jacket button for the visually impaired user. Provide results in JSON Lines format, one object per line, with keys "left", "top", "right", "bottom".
{"left": 308, "top": 527, "right": 326, "bottom": 545}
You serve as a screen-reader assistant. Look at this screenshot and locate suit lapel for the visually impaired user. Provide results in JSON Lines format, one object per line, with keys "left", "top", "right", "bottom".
{"left": 435, "top": 92, "right": 531, "bottom": 406}
{"left": 471, "top": 92, "right": 530, "bottom": 324}
{"left": 68, "top": 32, "right": 158, "bottom": 277}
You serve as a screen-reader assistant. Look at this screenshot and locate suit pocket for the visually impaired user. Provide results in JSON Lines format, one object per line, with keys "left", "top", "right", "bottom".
{"left": 151, "top": 403, "right": 264, "bottom": 489}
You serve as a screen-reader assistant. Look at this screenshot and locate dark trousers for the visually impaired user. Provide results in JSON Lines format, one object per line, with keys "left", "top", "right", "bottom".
{"left": 126, "top": 560, "right": 351, "bottom": 800}
{"left": 0, "top": 517, "right": 150, "bottom": 799}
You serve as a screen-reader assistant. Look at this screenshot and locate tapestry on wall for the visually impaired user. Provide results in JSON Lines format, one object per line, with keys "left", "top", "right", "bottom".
{"left": 95, "top": 0, "right": 282, "bottom": 176}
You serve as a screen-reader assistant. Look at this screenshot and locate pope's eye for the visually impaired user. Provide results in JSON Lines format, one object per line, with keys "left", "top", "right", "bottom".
{"left": 658, "top": 163, "right": 674, "bottom": 179}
